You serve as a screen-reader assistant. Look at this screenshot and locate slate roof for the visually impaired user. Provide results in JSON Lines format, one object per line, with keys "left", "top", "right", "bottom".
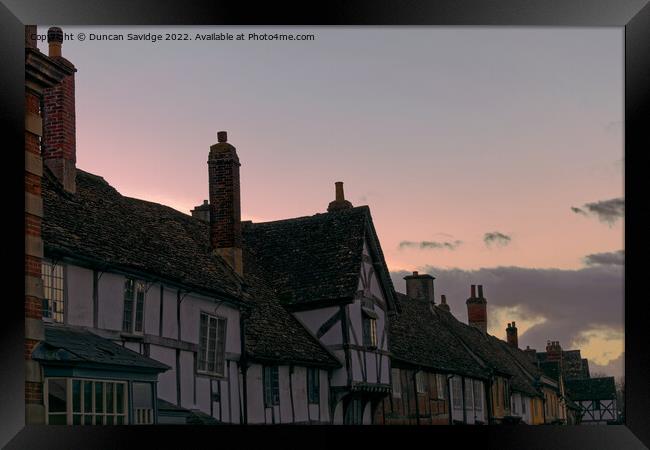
{"left": 157, "top": 398, "right": 223, "bottom": 425}
{"left": 242, "top": 250, "right": 341, "bottom": 368}
{"left": 434, "top": 308, "right": 543, "bottom": 397}
{"left": 498, "top": 340, "right": 555, "bottom": 393}
{"left": 32, "top": 323, "right": 169, "bottom": 372}
{"left": 42, "top": 168, "right": 247, "bottom": 303}
{"left": 565, "top": 377, "right": 617, "bottom": 401}
{"left": 242, "top": 206, "right": 395, "bottom": 308}
{"left": 388, "top": 293, "right": 488, "bottom": 379}
{"left": 536, "top": 350, "right": 590, "bottom": 380}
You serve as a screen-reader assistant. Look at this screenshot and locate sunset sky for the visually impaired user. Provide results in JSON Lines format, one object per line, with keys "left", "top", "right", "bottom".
{"left": 38, "top": 26, "right": 624, "bottom": 377}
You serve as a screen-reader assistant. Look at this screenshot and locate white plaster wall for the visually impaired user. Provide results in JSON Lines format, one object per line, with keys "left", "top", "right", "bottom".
{"left": 144, "top": 284, "right": 161, "bottom": 336}
{"left": 330, "top": 350, "right": 347, "bottom": 386}
{"left": 179, "top": 293, "right": 241, "bottom": 355}
{"left": 278, "top": 366, "right": 292, "bottom": 423}
{"left": 246, "top": 364, "right": 265, "bottom": 424}
{"left": 65, "top": 264, "right": 93, "bottom": 327}
{"left": 161, "top": 287, "right": 178, "bottom": 339}
{"left": 294, "top": 306, "right": 342, "bottom": 346}
{"left": 228, "top": 361, "right": 241, "bottom": 423}
{"left": 97, "top": 272, "right": 126, "bottom": 331}
{"left": 195, "top": 376, "right": 210, "bottom": 416}
{"left": 292, "top": 366, "right": 309, "bottom": 423}
{"left": 319, "top": 370, "right": 330, "bottom": 422}
{"left": 179, "top": 350, "right": 194, "bottom": 409}
{"left": 149, "top": 344, "right": 177, "bottom": 404}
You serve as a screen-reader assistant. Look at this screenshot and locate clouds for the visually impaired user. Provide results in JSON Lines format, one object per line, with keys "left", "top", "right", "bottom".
{"left": 390, "top": 260, "right": 623, "bottom": 376}
{"left": 583, "top": 250, "right": 624, "bottom": 267}
{"left": 399, "top": 240, "right": 462, "bottom": 251}
{"left": 571, "top": 197, "right": 624, "bottom": 226}
{"left": 483, "top": 231, "right": 512, "bottom": 248}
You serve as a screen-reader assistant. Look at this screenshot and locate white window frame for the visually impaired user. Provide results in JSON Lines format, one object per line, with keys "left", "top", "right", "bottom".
{"left": 42, "top": 260, "right": 65, "bottom": 323}
{"left": 197, "top": 311, "right": 228, "bottom": 377}
{"left": 473, "top": 380, "right": 483, "bottom": 411}
{"left": 464, "top": 378, "right": 474, "bottom": 410}
{"left": 452, "top": 377, "right": 462, "bottom": 409}
{"left": 122, "top": 279, "right": 146, "bottom": 334}
{"left": 436, "top": 374, "right": 446, "bottom": 399}
{"left": 44, "top": 377, "right": 128, "bottom": 425}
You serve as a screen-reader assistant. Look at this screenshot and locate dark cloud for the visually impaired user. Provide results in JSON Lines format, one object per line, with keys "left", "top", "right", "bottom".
{"left": 483, "top": 232, "right": 512, "bottom": 248}
{"left": 589, "top": 352, "right": 624, "bottom": 380}
{"left": 583, "top": 250, "right": 624, "bottom": 267}
{"left": 390, "top": 262, "right": 623, "bottom": 376}
{"left": 399, "top": 240, "right": 462, "bottom": 251}
{"left": 571, "top": 197, "right": 624, "bottom": 226}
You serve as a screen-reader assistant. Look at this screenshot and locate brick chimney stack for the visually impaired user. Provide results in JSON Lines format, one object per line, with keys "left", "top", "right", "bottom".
{"left": 208, "top": 131, "right": 243, "bottom": 276}
{"left": 42, "top": 27, "right": 77, "bottom": 193}
{"left": 437, "top": 294, "right": 450, "bottom": 312}
{"left": 506, "top": 321, "right": 519, "bottom": 348}
{"left": 545, "top": 340, "right": 563, "bottom": 362}
{"left": 466, "top": 284, "right": 487, "bottom": 334}
{"left": 404, "top": 271, "right": 435, "bottom": 304}
{"left": 191, "top": 199, "right": 210, "bottom": 222}
{"left": 327, "top": 181, "right": 353, "bottom": 212}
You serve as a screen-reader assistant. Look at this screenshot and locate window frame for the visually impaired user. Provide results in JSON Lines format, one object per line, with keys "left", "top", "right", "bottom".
{"left": 415, "top": 371, "right": 426, "bottom": 394}
{"left": 391, "top": 368, "right": 402, "bottom": 398}
{"left": 263, "top": 365, "right": 280, "bottom": 407}
{"left": 44, "top": 377, "right": 129, "bottom": 425}
{"left": 436, "top": 374, "right": 446, "bottom": 399}
{"left": 122, "top": 278, "right": 146, "bottom": 335}
{"left": 362, "top": 314, "right": 378, "bottom": 348}
{"left": 41, "top": 260, "right": 65, "bottom": 323}
{"left": 473, "top": 379, "right": 483, "bottom": 411}
{"left": 307, "top": 367, "right": 320, "bottom": 405}
{"left": 197, "top": 311, "right": 228, "bottom": 377}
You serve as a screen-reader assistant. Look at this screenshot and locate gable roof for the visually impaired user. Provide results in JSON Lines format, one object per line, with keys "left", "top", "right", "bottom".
{"left": 536, "top": 349, "right": 590, "bottom": 380}
{"left": 498, "top": 340, "right": 554, "bottom": 393}
{"left": 388, "top": 293, "right": 488, "bottom": 379}
{"left": 33, "top": 323, "right": 169, "bottom": 372}
{"left": 242, "top": 250, "right": 341, "bottom": 368}
{"left": 242, "top": 206, "right": 395, "bottom": 309}
{"left": 42, "top": 168, "right": 248, "bottom": 304}
{"left": 565, "top": 377, "right": 617, "bottom": 401}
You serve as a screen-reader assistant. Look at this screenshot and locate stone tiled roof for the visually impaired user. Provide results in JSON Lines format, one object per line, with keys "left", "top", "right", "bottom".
{"left": 565, "top": 377, "right": 617, "bottom": 401}
{"left": 33, "top": 323, "right": 169, "bottom": 372}
{"left": 42, "top": 168, "right": 247, "bottom": 303}
{"left": 388, "top": 293, "right": 488, "bottom": 379}
{"left": 242, "top": 206, "right": 395, "bottom": 308}
{"left": 498, "top": 340, "right": 554, "bottom": 393}
{"left": 242, "top": 250, "right": 341, "bottom": 368}
{"left": 536, "top": 350, "right": 590, "bottom": 380}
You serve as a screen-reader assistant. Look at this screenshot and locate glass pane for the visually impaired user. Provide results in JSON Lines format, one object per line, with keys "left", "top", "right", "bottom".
{"left": 72, "top": 380, "right": 81, "bottom": 413}
{"left": 83, "top": 381, "right": 92, "bottom": 413}
{"left": 48, "top": 414, "right": 67, "bottom": 425}
{"left": 106, "top": 415, "right": 114, "bottom": 425}
{"left": 133, "top": 383, "right": 153, "bottom": 409}
{"left": 95, "top": 382, "right": 104, "bottom": 413}
{"left": 73, "top": 414, "right": 81, "bottom": 425}
{"left": 47, "top": 379, "right": 67, "bottom": 413}
{"left": 106, "top": 383, "right": 114, "bottom": 413}
{"left": 116, "top": 415, "right": 124, "bottom": 425}
{"left": 84, "top": 415, "right": 92, "bottom": 425}
{"left": 116, "top": 384, "right": 124, "bottom": 414}
{"left": 135, "top": 293, "right": 144, "bottom": 332}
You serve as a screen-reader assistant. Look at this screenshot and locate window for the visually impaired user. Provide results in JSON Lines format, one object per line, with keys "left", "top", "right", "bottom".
{"left": 344, "top": 398, "right": 363, "bottom": 425}
{"left": 473, "top": 380, "right": 483, "bottom": 411}
{"left": 464, "top": 379, "right": 473, "bottom": 409}
{"left": 415, "top": 371, "right": 426, "bottom": 394}
{"left": 132, "top": 382, "right": 154, "bottom": 424}
{"left": 521, "top": 396, "right": 527, "bottom": 414}
{"left": 452, "top": 377, "right": 462, "bottom": 409}
{"left": 362, "top": 315, "right": 377, "bottom": 348}
{"left": 391, "top": 369, "right": 401, "bottom": 398}
{"left": 122, "top": 279, "right": 145, "bottom": 334}
{"left": 263, "top": 366, "right": 280, "bottom": 407}
{"left": 46, "top": 378, "right": 128, "bottom": 425}
{"left": 307, "top": 368, "right": 320, "bottom": 404}
{"left": 42, "top": 261, "right": 64, "bottom": 323}
{"left": 198, "top": 312, "right": 227, "bottom": 376}
{"left": 436, "top": 374, "right": 446, "bottom": 399}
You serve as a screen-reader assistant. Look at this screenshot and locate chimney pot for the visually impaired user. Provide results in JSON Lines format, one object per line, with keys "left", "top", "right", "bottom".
{"left": 328, "top": 181, "right": 353, "bottom": 212}
{"left": 47, "top": 26, "right": 64, "bottom": 57}
{"left": 335, "top": 181, "right": 345, "bottom": 201}
{"left": 413, "top": 271, "right": 419, "bottom": 277}
{"left": 478, "top": 285, "right": 484, "bottom": 298}
{"left": 217, "top": 131, "right": 228, "bottom": 143}
{"left": 471, "top": 285, "right": 476, "bottom": 298}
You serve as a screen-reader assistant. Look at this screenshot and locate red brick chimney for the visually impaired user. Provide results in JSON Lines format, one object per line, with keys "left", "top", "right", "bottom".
{"left": 545, "top": 340, "right": 563, "bottom": 362}
{"left": 466, "top": 284, "right": 487, "bottom": 334}
{"left": 42, "top": 27, "right": 77, "bottom": 193}
{"left": 404, "top": 271, "right": 435, "bottom": 304}
{"left": 506, "top": 321, "right": 518, "bottom": 348}
{"left": 327, "top": 181, "right": 353, "bottom": 212}
{"left": 208, "top": 131, "right": 243, "bottom": 275}
{"left": 437, "top": 294, "right": 450, "bottom": 312}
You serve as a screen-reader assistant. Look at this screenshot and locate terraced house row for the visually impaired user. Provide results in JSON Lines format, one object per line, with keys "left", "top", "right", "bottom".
{"left": 23, "top": 27, "right": 619, "bottom": 426}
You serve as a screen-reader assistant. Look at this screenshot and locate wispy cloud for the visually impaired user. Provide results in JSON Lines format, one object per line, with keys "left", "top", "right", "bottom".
{"left": 399, "top": 240, "right": 462, "bottom": 251}
{"left": 571, "top": 197, "right": 624, "bottom": 226}
{"left": 583, "top": 250, "right": 624, "bottom": 267}
{"left": 483, "top": 231, "right": 512, "bottom": 248}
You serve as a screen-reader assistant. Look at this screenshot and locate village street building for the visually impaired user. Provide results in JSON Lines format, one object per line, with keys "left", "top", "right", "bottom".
{"left": 565, "top": 377, "right": 618, "bottom": 425}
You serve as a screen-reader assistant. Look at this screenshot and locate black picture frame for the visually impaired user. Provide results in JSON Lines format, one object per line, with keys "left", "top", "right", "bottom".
{"left": 1, "top": 1, "right": 648, "bottom": 449}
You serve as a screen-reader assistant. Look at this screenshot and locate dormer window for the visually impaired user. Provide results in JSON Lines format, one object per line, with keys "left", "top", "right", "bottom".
{"left": 122, "top": 279, "right": 145, "bottom": 334}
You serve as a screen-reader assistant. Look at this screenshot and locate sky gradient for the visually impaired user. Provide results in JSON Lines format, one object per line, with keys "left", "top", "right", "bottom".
{"left": 37, "top": 26, "right": 624, "bottom": 377}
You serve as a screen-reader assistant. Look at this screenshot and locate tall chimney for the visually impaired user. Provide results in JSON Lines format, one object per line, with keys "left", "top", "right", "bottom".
{"left": 208, "top": 130, "right": 243, "bottom": 276}
{"left": 466, "top": 284, "right": 487, "bottom": 334}
{"left": 437, "top": 294, "right": 450, "bottom": 312}
{"left": 506, "top": 321, "right": 519, "bottom": 348}
{"left": 404, "top": 271, "right": 435, "bottom": 303}
{"left": 42, "top": 27, "right": 77, "bottom": 193}
{"left": 546, "top": 340, "right": 563, "bottom": 362}
{"left": 327, "top": 181, "right": 353, "bottom": 212}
